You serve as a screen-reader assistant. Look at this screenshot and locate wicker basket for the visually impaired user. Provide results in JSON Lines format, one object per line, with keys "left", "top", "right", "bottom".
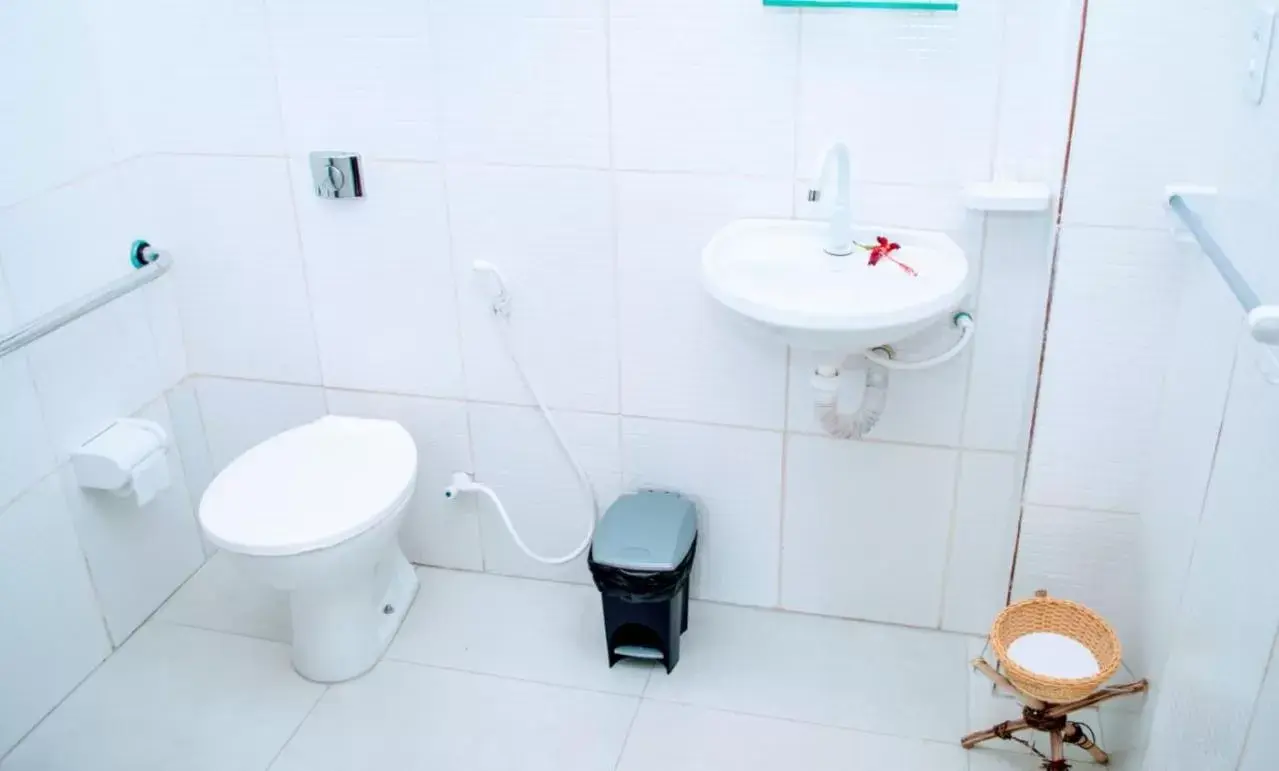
{"left": 990, "top": 592, "right": 1122, "bottom": 703}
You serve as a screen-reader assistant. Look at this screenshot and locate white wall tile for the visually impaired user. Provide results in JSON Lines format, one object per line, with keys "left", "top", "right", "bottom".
{"left": 793, "top": 182, "right": 971, "bottom": 236}
{"left": 166, "top": 382, "right": 216, "bottom": 518}
{"left": 1061, "top": 0, "right": 1237, "bottom": 230}
{"left": 610, "top": 7, "right": 797, "bottom": 175}
{"left": 193, "top": 377, "right": 327, "bottom": 474}
{"left": 1135, "top": 256, "right": 1240, "bottom": 679}
{"left": 0, "top": 353, "right": 54, "bottom": 510}
{"left": 142, "top": 274, "right": 189, "bottom": 392}
{"left": 450, "top": 165, "right": 618, "bottom": 412}
{"left": 0, "top": 160, "right": 154, "bottom": 323}
{"left": 611, "top": 0, "right": 791, "bottom": 17}
{"left": 616, "top": 172, "right": 791, "bottom": 429}
{"left": 1142, "top": 337, "right": 1279, "bottom": 771}
{"left": 990, "top": 0, "right": 1079, "bottom": 183}
{"left": 941, "top": 451, "right": 1020, "bottom": 635}
{"left": 781, "top": 434, "right": 957, "bottom": 626}
{"left": 57, "top": 399, "right": 205, "bottom": 646}
{"left": 469, "top": 402, "right": 620, "bottom": 584}
{"left": 25, "top": 294, "right": 164, "bottom": 457}
{"left": 1239, "top": 633, "right": 1279, "bottom": 771}
{"left": 796, "top": 3, "right": 1002, "bottom": 187}
{"left": 787, "top": 327, "right": 972, "bottom": 448}
{"left": 623, "top": 418, "right": 783, "bottom": 607}
{"left": 431, "top": 15, "right": 608, "bottom": 167}
{"left": 0, "top": 2, "right": 113, "bottom": 207}
{"left": 0, "top": 476, "right": 111, "bottom": 756}
{"left": 326, "top": 390, "right": 482, "bottom": 571}
{"left": 1026, "top": 226, "right": 1189, "bottom": 512}
{"left": 1011, "top": 505, "right": 1141, "bottom": 653}
{"left": 268, "top": 0, "right": 440, "bottom": 161}
{"left": 962, "top": 216, "right": 1054, "bottom": 452}
{"left": 294, "top": 161, "right": 464, "bottom": 398}
{"left": 0, "top": 263, "right": 11, "bottom": 330}
{"left": 84, "top": 0, "right": 284, "bottom": 156}
{"left": 153, "top": 156, "right": 321, "bottom": 385}
{"left": 429, "top": 0, "right": 602, "bottom": 18}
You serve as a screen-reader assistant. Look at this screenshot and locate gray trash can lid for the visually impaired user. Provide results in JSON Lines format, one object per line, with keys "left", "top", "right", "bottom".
{"left": 592, "top": 491, "right": 697, "bottom": 572}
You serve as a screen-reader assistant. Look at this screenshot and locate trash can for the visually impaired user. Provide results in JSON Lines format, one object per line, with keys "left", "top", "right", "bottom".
{"left": 588, "top": 491, "right": 698, "bottom": 673}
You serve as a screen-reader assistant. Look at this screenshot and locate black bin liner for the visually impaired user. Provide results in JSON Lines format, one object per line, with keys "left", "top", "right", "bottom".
{"left": 588, "top": 538, "right": 697, "bottom": 603}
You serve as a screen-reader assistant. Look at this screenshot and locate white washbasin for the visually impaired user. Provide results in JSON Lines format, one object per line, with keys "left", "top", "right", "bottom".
{"left": 702, "top": 219, "right": 971, "bottom": 352}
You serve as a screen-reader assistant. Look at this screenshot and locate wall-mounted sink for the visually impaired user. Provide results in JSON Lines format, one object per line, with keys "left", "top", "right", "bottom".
{"left": 702, "top": 219, "right": 971, "bottom": 353}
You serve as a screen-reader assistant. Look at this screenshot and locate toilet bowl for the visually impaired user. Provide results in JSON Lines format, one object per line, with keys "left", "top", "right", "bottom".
{"left": 198, "top": 415, "right": 420, "bottom": 683}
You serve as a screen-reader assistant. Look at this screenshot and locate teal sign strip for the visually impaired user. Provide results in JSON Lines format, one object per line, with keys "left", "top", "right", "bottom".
{"left": 764, "top": 0, "right": 958, "bottom": 9}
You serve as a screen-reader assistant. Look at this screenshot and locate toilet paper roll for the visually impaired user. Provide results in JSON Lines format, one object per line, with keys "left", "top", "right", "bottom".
{"left": 127, "top": 450, "right": 170, "bottom": 507}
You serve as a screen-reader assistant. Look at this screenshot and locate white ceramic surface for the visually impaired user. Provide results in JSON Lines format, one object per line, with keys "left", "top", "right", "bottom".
{"left": 199, "top": 416, "right": 421, "bottom": 683}
{"left": 702, "top": 219, "right": 969, "bottom": 352}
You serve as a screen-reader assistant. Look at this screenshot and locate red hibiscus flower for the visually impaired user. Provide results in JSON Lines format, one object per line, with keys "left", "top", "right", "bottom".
{"left": 860, "top": 236, "right": 917, "bottom": 276}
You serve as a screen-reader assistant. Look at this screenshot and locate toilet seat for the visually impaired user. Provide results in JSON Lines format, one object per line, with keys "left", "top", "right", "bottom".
{"left": 200, "top": 415, "right": 418, "bottom": 557}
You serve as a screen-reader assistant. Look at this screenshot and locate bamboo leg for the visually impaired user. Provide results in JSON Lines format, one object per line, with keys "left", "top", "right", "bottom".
{"left": 1044, "top": 680, "right": 1149, "bottom": 718}
{"left": 1050, "top": 729, "right": 1065, "bottom": 765}
{"left": 1062, "top": 721, "right": 1109, "bottom": 765}
{"left": 971, "top": 658, "right": 1047, "bottom": 709}
{"left": 960, "top": 719, "right": 1030, "bottom": 749}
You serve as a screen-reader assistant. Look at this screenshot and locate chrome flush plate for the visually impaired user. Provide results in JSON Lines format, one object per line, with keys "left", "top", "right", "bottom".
{"left": 309, "top": 151, "right": 363, "bottom": 199}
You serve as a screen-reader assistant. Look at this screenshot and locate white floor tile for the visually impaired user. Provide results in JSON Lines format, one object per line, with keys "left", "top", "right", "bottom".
{"left": 0, "top": 477, "right": 111, "bottom": 756}
{"left": 644, "top": 602, "right": 969, "bottom": 742}
{"left": 967, "top": 751, "right": 1045, "bottom": 770}
{"left": 388, "top": 568, "right": 652, "bottom": 695}
{"left": 271, "top": 661, "right": 637, "bottom": 771}
{"left": 617, "top": 700, "right": 968, "bottom": 771}
{"left": 156, "top": 551, "right": 291, "bottom": 643}
{"left": 0, "top": 624, "right": 323, "bottom": 771}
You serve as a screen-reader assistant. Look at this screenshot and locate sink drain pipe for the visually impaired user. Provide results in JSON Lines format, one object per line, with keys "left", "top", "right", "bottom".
{"left": 813, "top": 362, "right": 890, "bottom": 439}
{"left": 813, "top": 312, "right": 975, "bottom": 439}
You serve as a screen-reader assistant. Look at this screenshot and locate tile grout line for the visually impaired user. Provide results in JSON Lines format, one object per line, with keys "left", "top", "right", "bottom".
{"left": 632, "top": 693, "right": 969, "bottom": 752}
{"left": 380, "top": 653, "right": 654, "bottom": 702}
{"left": 1, "top": 554, "right": 215, "bottom": 765}
{"left": 419, "top": 563, "right": 996, "bottom": 647}
{"left": 611, "top": 695, "right": 645, "bottom": 771}
{"left": 264, "top": 684, "right": 330, "bottom": 771}
{"left": 191, "top": 372, "right": 1025, "bottom": 456}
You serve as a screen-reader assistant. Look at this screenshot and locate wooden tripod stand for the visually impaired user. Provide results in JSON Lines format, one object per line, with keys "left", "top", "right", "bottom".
{"left": 962, "top": 656, "right": 1148, "bottom": 768}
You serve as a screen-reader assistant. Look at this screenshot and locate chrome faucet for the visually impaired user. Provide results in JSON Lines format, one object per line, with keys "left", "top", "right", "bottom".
{"left": 807, "top": 143, "right": 854, "bottom": 256}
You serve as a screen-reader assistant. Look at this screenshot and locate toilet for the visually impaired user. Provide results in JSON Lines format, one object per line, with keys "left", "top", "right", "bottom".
{"left": 198, "top": 415, "right": 420, "bottom": 683}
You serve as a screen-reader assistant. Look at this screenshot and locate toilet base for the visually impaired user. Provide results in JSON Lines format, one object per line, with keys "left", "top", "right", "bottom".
{"left": 288, "top": 542, "right": 419, "bottom": 683}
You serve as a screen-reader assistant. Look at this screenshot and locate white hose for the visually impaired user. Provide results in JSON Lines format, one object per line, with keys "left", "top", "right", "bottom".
{"left": 445, "top": 263, "right": 599, "bottom": 565}
{"left": 864, "top": 312, "right": 975, "bottom": 371}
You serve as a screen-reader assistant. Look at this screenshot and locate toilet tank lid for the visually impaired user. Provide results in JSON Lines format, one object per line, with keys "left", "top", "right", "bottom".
{"left": 592, "top": 491, "right": 698, "bottom": 571}
{"left": 199, "top": 415, "right": 418, "bottom": 557}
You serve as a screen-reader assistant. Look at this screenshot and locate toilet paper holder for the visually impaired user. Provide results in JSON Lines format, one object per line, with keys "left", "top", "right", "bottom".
{"left": 72, "top": 418, "right": 171, "bottom": 506}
